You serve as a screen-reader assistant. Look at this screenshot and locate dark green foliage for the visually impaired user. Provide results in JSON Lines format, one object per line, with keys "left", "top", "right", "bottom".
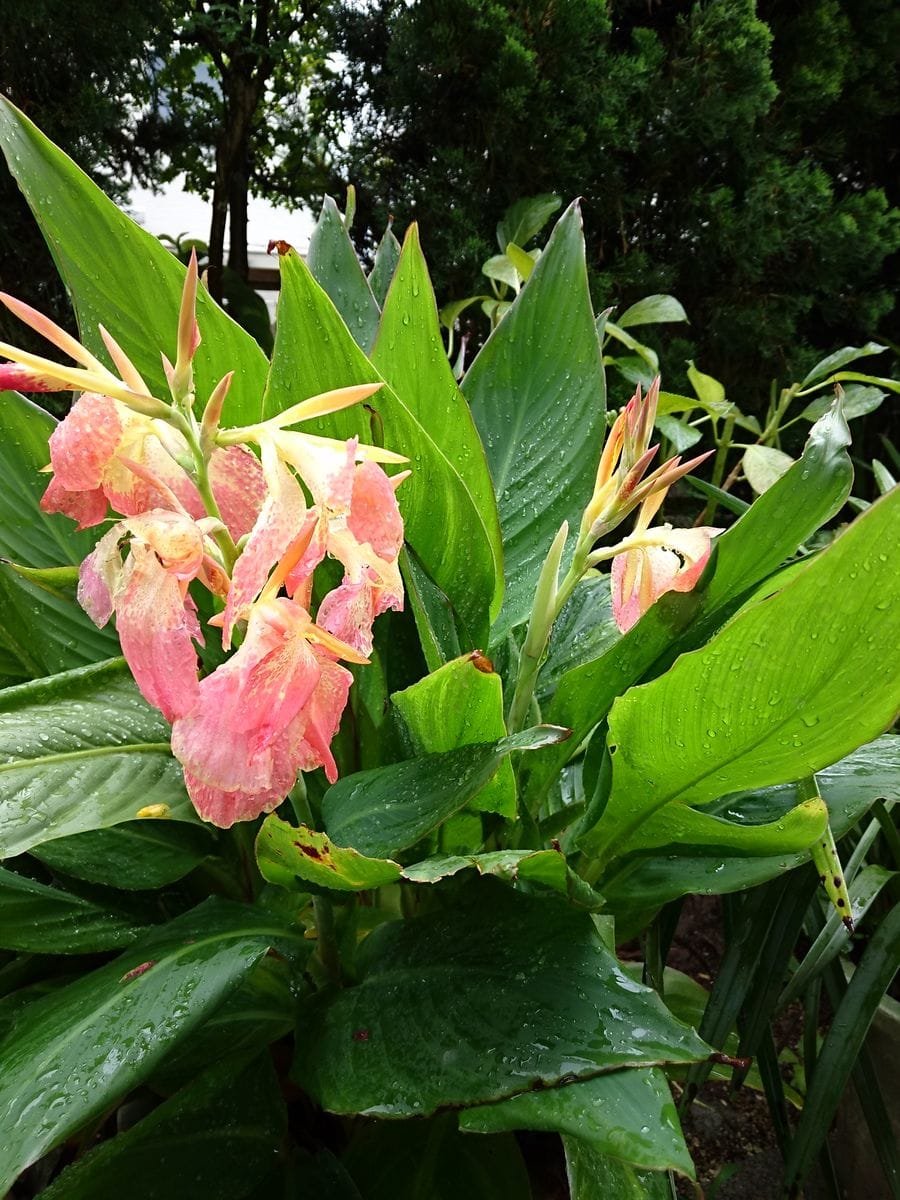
{"left": 322, "top": 0, "right": 900, "bottom": 407}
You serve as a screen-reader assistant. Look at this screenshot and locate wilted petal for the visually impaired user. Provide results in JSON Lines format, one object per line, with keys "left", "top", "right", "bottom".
{"left": 347, "top": 460, "right": 404, "bottom": 560}
{"left": 291, "top": 652, "right": 354, "bottom": 784}
{"left": 317, "top": 577, "right": 377, "bottom": 656}
{"left": 115, "top": 543, "right": 202, "bottom": 721}
{"left": 47, "top": 393, "right": 125, "bottom": 492}
{"left": 77, "top": 524, "right": 128, "bottom": 626}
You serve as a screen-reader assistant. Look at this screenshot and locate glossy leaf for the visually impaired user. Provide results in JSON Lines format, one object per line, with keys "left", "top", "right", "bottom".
{"left": 526, "top": 404, "right": 854, "bottom": 804}
{"left": 0, "top": 866, "right": 149, "bottom": 953}
{"left": 742, "top": 444, "right": 795, "bottom": 494}
{"left": 604, "top": 736, "right": 900, "bottom": 915}
{"left": 368, "top": 222, "right": 402, "bottom": 307}
{"left": 392, "top": 652, "right": 514, "bottom": 817}
{"left": 399, "top": 547, "right": 462, "bottom": 670}
{"left": 463, "top": 202, "right": 606, "bottom": 640}
{"left": 323, "top": 726, "right": 567, "bottom": 858}
{"left": 371, "top": 225, "right": 503, "bottom": 624}
{"left": 537, "top": 575, "right": 620, "bottom": 703}
{"left": 29, "top": 821, "right": 216, "bottom": 890}
{"left": 39, "top": 1054, "right": 286, "bottom": 1200}
{"left": 262, "top": 247, "right": 496, "bottom": 648}
{"left": 256, "top": 816, "right": 402, "bottom": 892}
{"left": 564, "top": 1138, "right": 673, "bottom": 1199}
{"left": 801, "top": 384, "right": 886, "bottom": 422}
{"left": 294, "top": 881, "right": 708, "bottom": 1116}
{"left": 0, "top": 898, "right": 300, "bottom": 1193}
{"left": 308, "top": 196, "right": 381, "bottom": 351}
{"left": 800, "top": 341, "right": 887, "bottom": 388}
{"left": 402, "top": 848, "right": 602, "bottom": 909}
{"left": 460, "top": 1068, "right": 693, "bottom": 1177}
{"left": 617, "top": 294, "right": 688, "bottom": 328}
{"left": 0, "top": 658, "right": 195, "bottom": 860}
{"left": 0, "top": 97, "right": 267, "bottom": 425}
{"left": 583, "top": 489, "right": 900, "bottom": 866}
{"left": 0, "top": 390, "right": 119, "bottom": 678}
{"left": 496, "top": 193, "right": 561, "bottom": 251}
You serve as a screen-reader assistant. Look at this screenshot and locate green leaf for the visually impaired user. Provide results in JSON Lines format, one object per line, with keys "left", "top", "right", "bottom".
{"left": 655, "top": 414, "right": 702, "bottom": 454}
{"left": 617, "top": 294, "right": 688, "bottom": 328}
{"left": 496, "top": 193, "right": 562, "bottom": 251}
{"left": 460, "top": 1068, "right": 693, "bottom": 1177}
{"left": 344, "top": 1114, "right": 531, "bottom": 1200}
{"left": 323, "top": 726, "right": 569, "bottom": 858}
{"left": 604, "top": 322, "right": 659, "bottom": 370}
{"left": 742, "top": 444, "right": 795, "bottom": 494}
{"left": 0, "top": 97, "right": 267, "bottom": 425}
{"left": 392, "top": 652, "right": 515, "bottom": 818}
{"left": 371, "top": 225, "right": 503, "bottom": 626}
{"left": 0, "top": 865, "right": 149, "bottom": 953}
{"left": 505, "top": 242, "right": 539, "bottom": 282}
{"left": 399, "top": 547, "right": 462, "bottom": 670}
{"left": 262, "top": 247, "right": 496, "bottom": 648}
{"left": 582, "top": 489, "right": 900, "bottom": 867}
{"left": 0, "top": 658, "right": 195, "bottom": 860}
{"left": 482, "top": 253, "right": 520, "bottom": 290}
{"left": 603, "top": 736, "right": 900, "bottom": 915}
{"left": 294, "top": 881, "right": 708, "bottom": 1116}
{"left": 801, "top": 384, "right": 886, "bottom": 422}
{"left": 368, "top": 221, "right": 402, "bottom": 307}
{"left": 538, "top": 575, "right": 621, "bottom": 702}
{"left": 0, "top": 391, "right": 119, "bottom": 679}
{"left": 29, "top": 820, "right": 216, "bottom": 890}
{"left": 783, "top": 904, "right": 900, "bottom": 1194}
{"left": 39, "top": 1053, "right": 286, "bottom": 1200}
{"left": 525, "top": 404, "right": 854, "bottom": 805}
{"left": 801, "top": 341, "right": 887, "bottom": 388}
{"left": 564, "top": 1138, "right": 673, "bottom": 1199}
{"left": 402, "top": 848, "right": 602, "bottom": 909}
{"left": 0, "top": 898, "right": 300, "bottom": 1193}
{"left": 256, "top": 816, "right": 402, "bottom": 892}
{"left": 687, "top": 360, "right": 726, "bottom": 407}
{"left": 308, "top": 195, "right": 381, "bottom": 351}
{"left": 463, "top": 202, "right": 606, "bottom": 640}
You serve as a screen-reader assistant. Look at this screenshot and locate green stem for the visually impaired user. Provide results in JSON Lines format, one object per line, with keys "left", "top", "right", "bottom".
{"left": 312, "top": 895, "right": 342, "bottom": 986}
{"left": 178, "top": 417, "right": 240, "bottom": 572}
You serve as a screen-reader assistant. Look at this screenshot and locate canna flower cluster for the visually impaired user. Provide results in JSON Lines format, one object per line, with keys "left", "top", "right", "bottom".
{"left": 0, "top": 256, "right": 407, "bottom": 827}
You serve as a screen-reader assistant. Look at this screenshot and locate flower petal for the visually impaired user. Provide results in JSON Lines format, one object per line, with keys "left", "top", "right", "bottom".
{"left": 208, "top": 445, "right": 267, "bottom": 541}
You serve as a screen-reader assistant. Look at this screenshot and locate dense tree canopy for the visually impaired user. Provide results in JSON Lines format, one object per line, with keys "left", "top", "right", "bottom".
{"left": 320, "top": 0, "right": 900, "bottom": 404}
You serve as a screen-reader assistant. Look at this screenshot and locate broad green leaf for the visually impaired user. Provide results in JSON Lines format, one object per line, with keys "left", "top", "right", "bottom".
{"left": 344, "top": 1115, "right": 531, "bottom": 1200}
{"left": 564, "top": 1138, "right": 673, "bottom": 1199}
{"left": 617, "top": 294, "right": 688, "bottom": 328}
{"left": 0, "top": 390, "right": 119, "bottom": 678}
{"left": 392, "top": 652, "right": 515, "bottom": 817}
{"left": 0, "top": 98, "right": 267, "bottom": 425}
{"left": 538, "top": 575, "right": 621, "bottom": 702}
{"left": 371, "top": 225, "right": 503, "bottom": 624}
{"left": 150, "top": 957, "right": 296, "bottom": 1094}
{"left": 0, "top": 898, "right": 300, "bottom": 1193}
{"left": 323, "top": 726, "right": 568, "bottom": 858}
{"left": 308, "top": 195, "right": 381, "bottom": 351}
{"left": 582, "top": 489, "right": 900, "bottom": 867}
{"left": 742, "top": 444, "right": 795, "bottom": 494}
{"left": 263, "top": 247, "right": 496, "bottom": 648}
{"left": 294, "top": 881, "right": 708, "bottom": 1116}
{"left": 604, "top": 322, "right": 659, "bottom": 370}
{"left": 463, "top": 202, "right": 606, "bottom": 640}
{"left": 525, "top": 404, "right": 854, "bottom": 805}
{"left": 802, "top": 384, "right": 886, "bottom": 422}
{"left": 29, "top": 821, "right": 216, "bottom": 890}
{"left": 482, "top": 252, "right": 520, "bottom": 290}
{"left": 0, "top": 866, "right": 149, "bottom": 953}
{"left": 460, "top": 1068, "right": 693, "bottom": 1177}
{"left": 505, "top": 242, "right": 539, "bottom": 281}
{"left": 497, "top": 193, "right": 562, "bottom": 251}
{"left": 256, "top": 816, "right": 402, "bottom": 892}
{"left": 402, "top": 848, "right": 602, "bottom": 909}
{"left": 603, "top": 736, "right": 900, "bottom": 915}
{"left": 687, "top": 360, "right": 726, "bottom": 407}
{"left": 368, "top": 222, "right": 401, "bottom": 307}
{"left": 0, "top": 658, "right": 194, "bottom": 860}
{"left": 655, "top": 413, "right": 702, "bottom": 453}
{"left": 399, "top": 547, "right": 462, "bottom": 670}
{"left": 801, "top": 341, "right": 887, "bottom": 388}
{"left": 40, "top": 1054, "right": 286, "bottom": 1200}
{"left": 656, "top": 390, "right": 731, "bottom": 419}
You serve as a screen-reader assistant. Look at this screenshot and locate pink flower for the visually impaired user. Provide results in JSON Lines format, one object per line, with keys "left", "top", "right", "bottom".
{"left": 78, "top": 510, "right": 221, "bottom": 720}
{"left": 171, "top": 597, "right": 360, "bottom": 827}
{"left": 611, "top": 524, "right": 722, "bottom": 632}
